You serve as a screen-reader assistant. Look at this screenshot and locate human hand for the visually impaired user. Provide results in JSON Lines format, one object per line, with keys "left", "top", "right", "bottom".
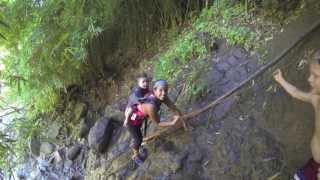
{"left": 123, "top": 119, "right": 128, "bottom": 127}
{"left": 273, "top": 69, "right": 283, "bottom": 82}
{"left": 172, "top": 115, "right": 180, "bottom": 125}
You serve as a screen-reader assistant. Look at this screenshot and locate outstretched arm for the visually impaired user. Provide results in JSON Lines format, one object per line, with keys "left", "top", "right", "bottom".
{"left": 163, "top": 97, "right": 191, "bottom": 130}
{"left": 144, "top": 104, "right": 179, "bottom": 128}
{"left": 273, "top": 69, "right": 312, "bottom": 103}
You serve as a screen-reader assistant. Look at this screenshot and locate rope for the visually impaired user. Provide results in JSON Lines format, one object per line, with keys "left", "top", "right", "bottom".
{"left": 143, "top": 19, "right": 320, "bottom": 143}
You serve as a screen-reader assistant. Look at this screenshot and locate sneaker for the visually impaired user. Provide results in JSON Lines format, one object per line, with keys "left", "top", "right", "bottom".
{"left": 139, "top": 147, "right": 148, "bottom": 160}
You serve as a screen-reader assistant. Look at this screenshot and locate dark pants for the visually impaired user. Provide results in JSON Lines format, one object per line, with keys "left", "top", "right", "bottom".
{"left": 127, "top": 123, "right": 142, "bottom": 150}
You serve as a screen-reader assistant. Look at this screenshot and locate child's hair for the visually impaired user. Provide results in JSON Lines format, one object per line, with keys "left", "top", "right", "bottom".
{"left": 136, "top": 72, "right": 148, "bottom": 82}
{"left": 312, "top": 49, "right": 320, "bottom": 65}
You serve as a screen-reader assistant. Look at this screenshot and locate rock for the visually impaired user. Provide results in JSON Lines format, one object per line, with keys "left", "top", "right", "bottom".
{"left": 232, "top": 48, "right": 244, "bottom": 59}
{"left": 47, "top": 172, "right": 59, "bottom": 180}
{"left": 48, "top": 150, "right": 63, "bottom": 164}
{"left": 67, "top": 145, "right": 82, "bottom": 161}
{"left": 233, "top": 67, "right": 248, "bottom": 82}
{"left": 157, "top": 151, "right": 188, "bottom": 172}
{"left": 187, "top": 150, "right": 203, "bottom": 163}
{"left": 220, "top": 81, "right": 236, "bottom": 93}
{"left": 29, "top": 137, "right": 41, "bottom": 157}
{"left": 245, "top": 59, "right": 259, "bottom": 72}
{"left": 104, "top": 106, "right": 125, "bottom": 123}
{"left": 40, "top": 142, "right": 55, "bottom": 155}
{"left": 227, "top": 56, "right": 238, "bottom": 66}
{"left": 74, "top": 102, "right": 87, "bottom": 122}
{"left": 209, "top": 69, "right": 224, "bottom": 84}
{"left": 216, "top": 62, "right": 231, "bottom": 73}
{"left": 79, "top": 118, "right": 92, "bottom": 138}
{"left": 46, "top": 121, "right": 61, "bottom": 140}
{"left": 88, "top": 117, "right": 114, "bottom": 153}
{"left": 71, "top": 175, "right": 84, "bottom": 180}
{"left": 214, "top": 98, "right": 236, "bottom": 119}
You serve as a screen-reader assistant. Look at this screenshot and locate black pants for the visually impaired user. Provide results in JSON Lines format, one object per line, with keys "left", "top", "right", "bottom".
{"left": 127, "top": 123, "right": 142, "bottom": 150}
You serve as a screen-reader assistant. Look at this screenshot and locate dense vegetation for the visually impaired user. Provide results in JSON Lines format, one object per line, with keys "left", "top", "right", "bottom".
{"left": 0, "top": 0, "right": 306, "bottom": 176}
{"left": 0, "top": 0, "right": 205, "bottom": 174}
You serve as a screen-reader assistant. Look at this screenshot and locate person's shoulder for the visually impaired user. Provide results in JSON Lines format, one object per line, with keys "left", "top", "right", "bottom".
{"left": 141, "top": 102, "right": 156, "bottom": 111}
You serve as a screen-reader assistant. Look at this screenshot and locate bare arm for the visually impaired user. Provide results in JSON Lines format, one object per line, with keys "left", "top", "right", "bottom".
{"left": 144, "top": 104, "right": 178, "bottom": 128}
{"left": 273, "top": 69, "right": 312, "bottom": 103}
{"left": 163, "top": 97, "right": 191, "bottom": 130}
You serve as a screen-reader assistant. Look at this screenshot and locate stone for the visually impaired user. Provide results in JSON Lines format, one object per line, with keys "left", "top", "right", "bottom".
{"left": 187, "top": 150, "right": 203, "bottom": 163}
{"left": 79, "top": 118, "right": 92, "bottom": 138}
{"left": 67, "top": 144, "right": 82, "bottom": 161}
{"left": 215, "top": 62, "right": 231, "bottom": 73}
{"left": 209, "top": 69, "right": 224, "bottom": 84}
{"left": 40, "top": 142, "right": 55, "bottom": 155}
{"left": 221, "top": 81, "right": 236, "bottom": 93}
{"left": 29, "top": 137, "right": 41, "bottom": 157}
{"left": 46, "top": 121, "right": 61, "bottom": 140}
{"left": 225, "top": 70, "right": 237, "bottom": 83}
{"left": 71, "top": 175, "right": 84, "bottom": 180}
{"left": 149, "top": 149, "right": 188, "bottom": 174}
{"left": 167, "top": 152, "right": 188, "bottom": 172}
{"left": 47, "top": 172, "right": 59, "bottom": 180}
{"left": 48, "top": 150, "right": 63, "bottom": 164}
{"left": 227, "top": 56, "right": 239, "bottom": 66}
{"left": 74, "top": 102, "right": 87, "bottom": 122}
{"left": 88, "top": 117, "right": 114, "bottom": 153}
{"left": 245, "top": 60, "right": 259, "bottom": 72}
{"left": 232, "top": 48, "right": 244, "bottom": 59}
{"left": 104, "top": 106, "right": 125, "bottom": 123}
{"left": 233, "top": 67, "right": 249, "bottom": 82}
{"left": 214, "top": 98, "right": 235, "bottom": 120}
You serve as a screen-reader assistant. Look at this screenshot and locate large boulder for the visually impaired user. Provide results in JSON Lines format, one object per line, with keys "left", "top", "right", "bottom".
{"left": 103, "top": 105, "right": 125, "bottom": 124}
{"left": 88, "top": 117, "right": 114, "bottom": 153}
{"left": 79, "top": 117, "right": 95, "bottom": 138}
{"left": 67, "top": 144, "right": 82, "bottom": 161}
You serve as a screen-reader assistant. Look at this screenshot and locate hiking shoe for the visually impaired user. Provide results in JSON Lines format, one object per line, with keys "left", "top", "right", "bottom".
{"left": 132, "top": 156, "right": 144, "bottom": 166}
{"left": 139, "top": 147, "right": 148, "bottom": 160}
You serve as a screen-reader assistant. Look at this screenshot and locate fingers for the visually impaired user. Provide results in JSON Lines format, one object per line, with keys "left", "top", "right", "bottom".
{"left": 273, "top": 69, "right": 281, "bottom": 76}
{"left": 123, "top": 120, "right": 128, "bottom": 127}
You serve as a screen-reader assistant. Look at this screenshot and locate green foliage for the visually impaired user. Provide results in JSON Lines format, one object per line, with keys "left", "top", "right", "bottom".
{"left": 0, "top": 0, "right": 205, "bottom": 174}
{"left": 154, "top": 1, "right": 259, "bottom": 81}
{"left": 155, "top": 31, "right": 207, "bottom": 80}
{"left": 1, "top": 0, "right": 119, "bottom": 113}
{"left": 1, "top": 0, "right": 203, "bottom": 113}
{"left": 185, "top": 71, "right": 209, "bottom": 102}
{"left": 194, "top": 3, "right": 258, "bottom": 49}
{"left": 0, "top": 110, "right": 42, "bottom": 175}
{"left": 0, "top": 0, "right": 119, "bottom": 174}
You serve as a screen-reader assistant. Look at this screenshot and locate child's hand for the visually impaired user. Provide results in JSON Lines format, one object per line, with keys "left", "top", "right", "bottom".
{"left": 273, "top": 69, "right": 283, "bottom": 82}
{"left": 123, "top": 119, "right": 128, "bottom": 127}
